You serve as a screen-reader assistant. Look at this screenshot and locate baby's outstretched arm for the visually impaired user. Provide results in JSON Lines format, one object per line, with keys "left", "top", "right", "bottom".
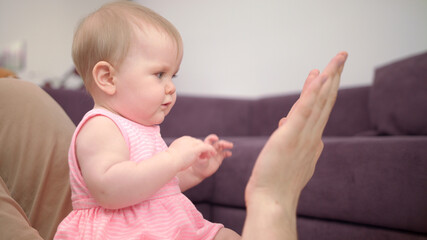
{"left": 178, "top": 134, "right": 233, "bottom": 192}
{"left": 76, "top": 119, "right": 215, "bottom": 209}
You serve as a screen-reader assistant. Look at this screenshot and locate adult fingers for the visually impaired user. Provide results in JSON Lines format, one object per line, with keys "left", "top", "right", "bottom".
{"left": 312, "top": 52, "right": 348, "bottom": 138}
{"left": 278, "top": 72, "right": 327, "bottom": 141}
{"left": 286, "top": 69, "right": 320, "bottom": 120}
{"left": 270, "top": 52, "right": 347, "bottom": 148}
{"left": 300, "top": 69, "right": 321, "bottom": 98}
{"left": 295, "top": 52, "right": 347, "bottom": 140}
{"left": 278, "top": 117, "right": 287, "bottom": 127}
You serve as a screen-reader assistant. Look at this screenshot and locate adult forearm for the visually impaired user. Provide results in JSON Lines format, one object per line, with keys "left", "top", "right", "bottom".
{"left": 242, "top": 194, "right": 298, "bottom": 240}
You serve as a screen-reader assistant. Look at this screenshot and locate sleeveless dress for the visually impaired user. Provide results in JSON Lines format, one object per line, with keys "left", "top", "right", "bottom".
{"left": 54, "top": 108, "right": 223, "bottom": 240}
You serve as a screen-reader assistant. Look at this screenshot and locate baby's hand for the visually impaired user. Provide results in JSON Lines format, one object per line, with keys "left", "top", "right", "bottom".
{"left": 191, "top": 134, "right": 233, "bottom": 179}
{"left": 167, "top": 136, "right": 216, "bottom": 171}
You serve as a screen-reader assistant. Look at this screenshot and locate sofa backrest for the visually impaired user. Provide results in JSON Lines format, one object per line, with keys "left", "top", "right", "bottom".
{"left": 44, "top": 86, "right": 374, "bottom": 138}
{"left": 249, "top": 86, "right": 373, "bottom": 137}
{"left": 369, "top": 51, "right": 427, "bottom": 136}
{"left": 43, "top": 87, "right": 93, "bottom": 126}
{"left": 324, "top": 86, "right": 373, "bottom": 136}
{"left": 161, "top": 96, "right": 252, "bottom": 137}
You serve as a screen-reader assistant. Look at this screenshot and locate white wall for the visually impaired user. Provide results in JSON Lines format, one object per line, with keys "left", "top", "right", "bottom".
{"left": 1, "top": 0, "right": 426, "bottom": 97}
{"left": 137, "top": 0, "right": 427, "bottom": 97}
{"left": 0, "top": 0, "right": 115, "bottom": 85}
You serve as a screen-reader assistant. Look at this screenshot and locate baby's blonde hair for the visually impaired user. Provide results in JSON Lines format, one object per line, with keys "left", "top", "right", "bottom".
{"left": 72, "top": 1, "right": 182, "bottom": 91}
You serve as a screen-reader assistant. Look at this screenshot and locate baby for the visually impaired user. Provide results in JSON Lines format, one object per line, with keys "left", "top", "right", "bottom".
{"left": 55, "top": 1, "right": 239, "bottom": 239}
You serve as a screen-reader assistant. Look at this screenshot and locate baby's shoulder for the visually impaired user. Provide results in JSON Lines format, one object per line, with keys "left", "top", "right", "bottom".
{"left": 76, "top": 115, "right": 126, "bottom": 150}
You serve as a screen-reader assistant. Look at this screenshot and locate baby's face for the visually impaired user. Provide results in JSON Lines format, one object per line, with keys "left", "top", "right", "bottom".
{"left": 112, "top": 26, "right": 183, "bottom": 126}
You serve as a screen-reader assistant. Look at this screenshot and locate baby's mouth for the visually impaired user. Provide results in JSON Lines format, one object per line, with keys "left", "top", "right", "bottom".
{"left": 162, "top": 102, "right": 171, "bottom": 108}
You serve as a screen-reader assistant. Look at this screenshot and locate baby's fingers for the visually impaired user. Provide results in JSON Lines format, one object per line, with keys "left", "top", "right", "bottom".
{"left": 216, "top": 140, "right": 234, "bottom": 150}
{"left": 198, "top": 143, "right": 216, "bottom": 159}
{"left": 216, "top": 141, "right": 233, "bottom": 159}
{"left": 205, "top": 135, "right": 233, "bottom": 153}
{"left": 221, "top": 150, "right": 233, "bottom": 159}
{"left": 205, "top": 134, "right": 219, "bottom": 145}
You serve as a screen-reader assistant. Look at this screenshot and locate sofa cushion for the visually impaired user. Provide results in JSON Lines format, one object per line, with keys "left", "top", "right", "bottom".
{"left": 297, "top": 217, "right": 426, "bottom": 240}
{"left": 183, "top": 135, "right": 427, "bottom": 236}
{"left": 370, "top": 51, "right": 427, "bottom": 135}
{"left": 299, "top": 136, "right": 427, "bottom": 234}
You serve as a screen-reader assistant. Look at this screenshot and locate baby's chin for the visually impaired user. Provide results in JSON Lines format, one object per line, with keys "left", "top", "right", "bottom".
{"left": 133, "top": 115, "right": 167, "bottom": 127}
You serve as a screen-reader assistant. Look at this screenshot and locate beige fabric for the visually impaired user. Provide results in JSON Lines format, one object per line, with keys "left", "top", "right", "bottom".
{"left": 0, "top": 78, "right": 73, "bottom": 239}
{"left": 0, "top": 178, "right": 42, "bottom": 239}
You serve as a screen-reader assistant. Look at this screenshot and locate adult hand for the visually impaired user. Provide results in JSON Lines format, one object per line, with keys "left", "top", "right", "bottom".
{"left": 242, "top": 52, "right": 348, "bottom": 240}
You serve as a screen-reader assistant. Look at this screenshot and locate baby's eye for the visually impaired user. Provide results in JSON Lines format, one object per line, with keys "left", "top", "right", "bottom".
{"left": 156, "top": 72, "right": 164, "bottom": 79}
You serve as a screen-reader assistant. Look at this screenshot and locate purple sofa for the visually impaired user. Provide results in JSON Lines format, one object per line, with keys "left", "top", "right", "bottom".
{"left": 44, "top": 52, "right": 427, "bottom": 239}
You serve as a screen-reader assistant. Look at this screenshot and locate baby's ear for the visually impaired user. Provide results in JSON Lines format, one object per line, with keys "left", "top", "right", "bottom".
{"left": 92, "top": 61, "right": 117, "bottom": 95}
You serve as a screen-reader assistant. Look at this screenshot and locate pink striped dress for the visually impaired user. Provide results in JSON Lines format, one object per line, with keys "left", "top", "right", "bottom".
{"left": 54, "top": 109, "right": 223, "bottom": 239}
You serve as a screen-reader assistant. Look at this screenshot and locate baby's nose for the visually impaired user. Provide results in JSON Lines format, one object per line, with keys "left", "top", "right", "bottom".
{"left": 166, "top": 81, "right": 176, "bottom": 94}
